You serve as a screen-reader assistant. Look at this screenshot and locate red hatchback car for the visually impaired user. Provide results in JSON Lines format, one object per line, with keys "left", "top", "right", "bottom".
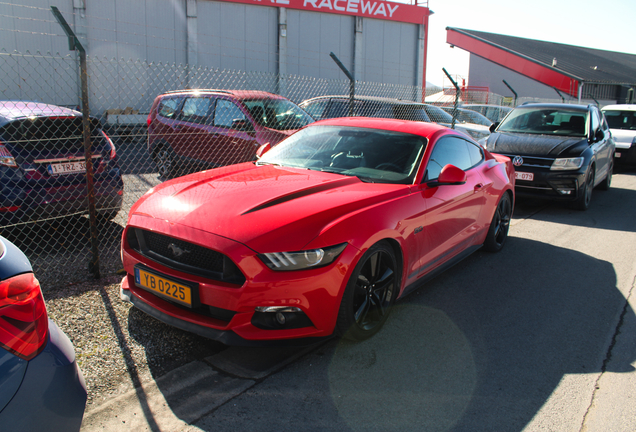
{"left": 121, "top": 118, "right": 514, "bottom": 344}
{"left": 147, "top": 89, "right": 314, "bottom": 178}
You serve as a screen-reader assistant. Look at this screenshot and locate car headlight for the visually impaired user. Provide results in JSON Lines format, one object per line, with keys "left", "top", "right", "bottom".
{"left": 258, "top": 243, "right": 347, "bottom": 271}
{"left": 550, "top": 157, "right": 584, "bottom": 171}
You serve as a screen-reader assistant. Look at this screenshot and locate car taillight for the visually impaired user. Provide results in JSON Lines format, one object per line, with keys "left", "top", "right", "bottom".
{"left": 101, "top": 130, "right": 117, "bottom": 160}
{"left": 0, "top": 143, "right": 17, "bottom": 168}
{"left": 147, "top": 113, "right": 152, "bottom": 127}
{"left": 0, "top": 273, "right": 49, "bottom": 361}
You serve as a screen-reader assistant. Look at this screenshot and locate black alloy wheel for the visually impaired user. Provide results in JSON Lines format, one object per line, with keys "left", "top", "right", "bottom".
{"left": 573, "top": 167, "right": 594, "bottom": 211}
{"left": 483, "top": 193, "right": 512, "bottom": 252}
{"left": 336, "top": 241, "right": 398, "bottom": 341}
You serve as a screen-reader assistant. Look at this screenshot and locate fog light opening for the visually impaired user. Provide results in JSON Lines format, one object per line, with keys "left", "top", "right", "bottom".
{"left": 557, "top": 189, "right": 572, "bottom": 195}
{"left": 276, "top": 312, "right": 286, "bottom": 325}
{"left": 252, "top": 306, "right": 314, "bottom": 330}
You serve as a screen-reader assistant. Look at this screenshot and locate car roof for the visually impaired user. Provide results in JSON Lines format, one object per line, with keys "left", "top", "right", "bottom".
{"left": 310, "top": 116, "right": 450, "bottom": 136}
{"left": 463, "top": 104, "right": 511, "bottom": 109}
{"left": 302, "top": 95, "right": 427, "bottom": 106}
{"left": 601, "top": 104, "right": 636, "bottom": 112}
{"left": 515, "top": 103, "right": 589, "bottom": 112}
{"left": 0, "top": 101, "right": 81, "bottom": 127}
{"left": 159, "top": 89, "right": 285, "bottom": 100}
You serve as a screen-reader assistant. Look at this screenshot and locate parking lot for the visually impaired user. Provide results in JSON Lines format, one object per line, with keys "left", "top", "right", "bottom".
{"left": 41, "top": 165, "right": 636, "bottom": 431}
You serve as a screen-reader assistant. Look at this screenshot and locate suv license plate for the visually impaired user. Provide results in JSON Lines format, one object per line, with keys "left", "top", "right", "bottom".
{"left": 515, "top": 171, "right": 534, "bottom": 181}
{"left": 48, "top": 161, "right": 87, "bottom": 175}
{"left": 134, "top": 267, "right": 193, "bottom": 307}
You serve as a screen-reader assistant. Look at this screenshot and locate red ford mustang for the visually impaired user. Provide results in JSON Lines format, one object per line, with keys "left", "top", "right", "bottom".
{"left": 120, "top": 117, "right": 514, "bottom": 344}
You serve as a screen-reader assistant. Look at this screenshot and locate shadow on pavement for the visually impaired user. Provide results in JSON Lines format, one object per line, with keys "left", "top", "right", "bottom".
{"left": 192, "top": 237, "right": 635, "bottom": 432}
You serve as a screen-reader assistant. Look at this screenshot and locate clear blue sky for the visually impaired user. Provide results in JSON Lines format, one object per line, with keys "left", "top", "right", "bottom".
{"left": 418, "top": 0, "right": 636, "bottom": 87}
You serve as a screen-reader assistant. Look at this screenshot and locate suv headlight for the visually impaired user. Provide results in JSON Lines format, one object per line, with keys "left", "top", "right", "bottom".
{"left": 550, "top": 157, "right": 584, "bottom": 171}
{"left": 258, "top": 243, "right": 347, "bottom": 271}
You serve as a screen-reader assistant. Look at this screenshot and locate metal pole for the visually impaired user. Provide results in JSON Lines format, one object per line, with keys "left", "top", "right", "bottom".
{"left": 442, "top": 68, "right": 459, "bottom": 129}
{"left": 330, "top": 52, "right": 355, "bottom": 116}
{"left": 502, "top": 79, "right": 518, "bottom": 106}
{"left": 51, "top": 6, "right": 100, "bottom": 278}
{"left": 553, "top": 87, "right": 566, "bottom": 103}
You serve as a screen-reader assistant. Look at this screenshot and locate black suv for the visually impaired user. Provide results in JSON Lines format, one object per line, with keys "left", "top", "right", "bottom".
{"left": 481, "top": 103, "right": 614, "bottom": 210}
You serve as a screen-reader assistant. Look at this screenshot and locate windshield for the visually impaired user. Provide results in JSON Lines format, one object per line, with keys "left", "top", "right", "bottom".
{"left": 243, "top": 99, "right": 314, "bottom": 131}
{"left": 258, "top": 125, "right": 426, "bottom": 184}
{"left": 497, "top": 107, "right": 587, "bottom": 136}
{"left": 602, "top": 110, "right": 636, "bottom": 131}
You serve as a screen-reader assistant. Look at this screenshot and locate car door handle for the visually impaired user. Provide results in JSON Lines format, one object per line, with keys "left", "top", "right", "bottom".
{"left": 474, "top": 183, "right": 484, "bottom": 191}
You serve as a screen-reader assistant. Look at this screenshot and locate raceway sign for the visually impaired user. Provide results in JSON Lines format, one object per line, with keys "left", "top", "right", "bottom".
{"left": 217, "top": 0, "right": 429, "bottom": 24}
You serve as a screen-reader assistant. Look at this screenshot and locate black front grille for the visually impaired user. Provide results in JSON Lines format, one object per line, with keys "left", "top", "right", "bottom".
{"left": 127, "top": 228, "right": 245, "bottom": 286}
{"left": 144, "top": 230, "right": 224, "bottom": 271}
{"left": 501, "top": 153, "right": 553, "bottom": 169}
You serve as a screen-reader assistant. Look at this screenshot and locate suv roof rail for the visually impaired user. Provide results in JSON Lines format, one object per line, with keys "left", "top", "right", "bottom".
{"left": 161, "top": 89, "right": 235, "bottom": 95}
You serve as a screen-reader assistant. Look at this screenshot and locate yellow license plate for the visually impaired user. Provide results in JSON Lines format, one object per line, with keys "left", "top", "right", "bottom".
{"left": 134, "top": 267, "right": 193, "bottom": 307}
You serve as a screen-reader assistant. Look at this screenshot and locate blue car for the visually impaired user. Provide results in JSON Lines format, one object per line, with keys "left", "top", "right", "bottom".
{"left": 0, "top": 101, "right": 123, "bottom": 227}
{"left": 0, "top": 235, "right": 87, "bottom": 430}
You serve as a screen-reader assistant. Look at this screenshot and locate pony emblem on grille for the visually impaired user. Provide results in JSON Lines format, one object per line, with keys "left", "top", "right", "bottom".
{"left": 168, "top": 243, "right": 191, "bottom": 258}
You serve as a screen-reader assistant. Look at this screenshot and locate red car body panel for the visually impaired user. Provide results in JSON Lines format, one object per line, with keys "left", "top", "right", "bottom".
{"left": 122, "top": 117, "right": 514, "bottom": 343}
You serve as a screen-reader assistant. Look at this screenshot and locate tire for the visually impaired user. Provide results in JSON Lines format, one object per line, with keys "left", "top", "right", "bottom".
{"left": 573, "top": 167, "right": 594, "bottom": 211}
{"left": 153, "top": 145, "right": 177, "bottom": 179}
{"left": 598, "top": 158, "right": 613, "bottom": 191}
{"left": 483, "top": 193, "right": 512, "bottom": 253}
{"left": 335, "top": 241, "right": 399, "bottom": 342}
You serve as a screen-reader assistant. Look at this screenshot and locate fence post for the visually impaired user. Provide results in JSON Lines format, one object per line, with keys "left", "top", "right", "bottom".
{"left": 443, "top": 68, "right": 460, "bottom": 129}
{"left": 51, "top": 6, "right": 100, "bottom": 279}
{"left": 330, "top": 52, "right": 355, "bottom": 116}
{"left": 502, "top": 80, "right": 518, "bottom": 107}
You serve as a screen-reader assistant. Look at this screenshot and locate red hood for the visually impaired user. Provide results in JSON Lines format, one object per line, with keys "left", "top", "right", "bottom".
{"left": 130, "top": 163, "right": 406, "bottom": 252}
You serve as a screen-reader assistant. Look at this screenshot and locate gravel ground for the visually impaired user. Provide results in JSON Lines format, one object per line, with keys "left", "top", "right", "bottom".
{"left": 44, "top": 275, "right": 228, "bottom": 409}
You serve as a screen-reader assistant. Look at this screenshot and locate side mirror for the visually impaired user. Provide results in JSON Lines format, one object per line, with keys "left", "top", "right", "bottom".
{"left": 429, "top": 164, "right": 467, "bottom": 186}
{"left": 595, "top": 128, "right": 604, "bottom": 142}
{"left": 232, "top": 118, "right": 253, "bottom": 132}
{"left": 255, "top": 142, "right": 271, "bottom": 159}
{"left": 587, "top": 128, "right": 604, "bottom": 144}
{"left": 489, "top": 122, "right": 499, "bottom": 133}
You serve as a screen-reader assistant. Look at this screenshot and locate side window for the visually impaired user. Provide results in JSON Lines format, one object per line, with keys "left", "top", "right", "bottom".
{"left": 466, "top": 140, "right": 484, "bottom": 166}
{"left": 180, "top": 97, "right": 213, "bottom": 124}
{"left": 327, "top": 100, "right": 348, "bottom": 118}
{"left": 425, "top": 136, "right": 474, "bottom": 181}
{"left": 302, "top": 100, "right": 329, "bottom": 120}
{"left": 157, "top": 97, "right": 180, "bottom": 119}
{"left": 214, "top": 99, "right": 246, "bottom": 128}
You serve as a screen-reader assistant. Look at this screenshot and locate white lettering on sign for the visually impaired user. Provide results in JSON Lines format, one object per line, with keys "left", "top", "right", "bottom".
{"left": 303, "top": 0, "right": 398, "bottom": 16}
{"left": 374, "top": 2, "right": 386, "bottom": 16}
{"left": 361, "top": 0, "right": 375, "bottom": 14}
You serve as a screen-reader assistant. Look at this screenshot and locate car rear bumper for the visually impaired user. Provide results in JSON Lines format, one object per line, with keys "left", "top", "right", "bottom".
{"left": 0, "top": 320, "right": 87, "bottom": 432}
{"left": 0, "top": 170, "right": 123, "bottom": 226}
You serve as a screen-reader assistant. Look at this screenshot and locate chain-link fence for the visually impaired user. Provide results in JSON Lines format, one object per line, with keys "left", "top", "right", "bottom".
{"left": 2, "top": 2, "right": 571, "bottom": 288}
{"left": 0, "top": 48, "right": 444, "bottom": 287}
